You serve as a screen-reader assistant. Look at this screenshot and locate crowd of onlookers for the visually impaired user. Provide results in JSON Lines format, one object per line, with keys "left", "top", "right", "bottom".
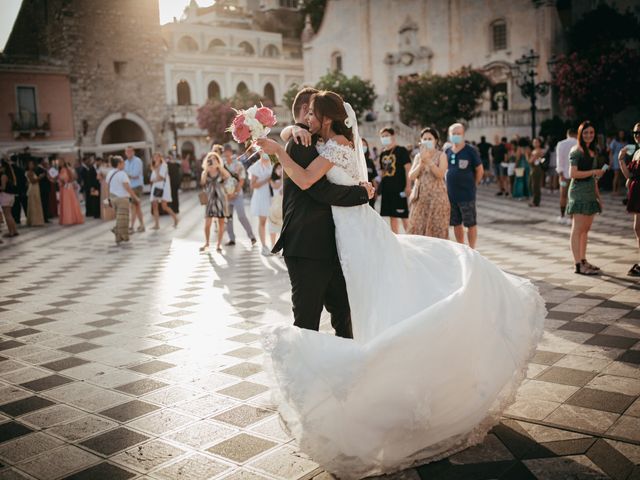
{"left": 2, "top": 120, "right": 639, "bottom": 277}
{"left": 366, "top": 121, "right": 639, "bottom": 277}
{"left": 0, "top": 147, "right": 185, "bottom": 244}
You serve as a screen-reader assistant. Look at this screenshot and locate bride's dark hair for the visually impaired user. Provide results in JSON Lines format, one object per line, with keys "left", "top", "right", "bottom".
{"left": 310, "top": 91, "right": 353, "bottom": 143}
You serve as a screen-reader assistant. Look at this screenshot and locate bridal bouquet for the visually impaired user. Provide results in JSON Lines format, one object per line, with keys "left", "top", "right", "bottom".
{"left": 227, "top": 105, "right": 278, "bottom": 163}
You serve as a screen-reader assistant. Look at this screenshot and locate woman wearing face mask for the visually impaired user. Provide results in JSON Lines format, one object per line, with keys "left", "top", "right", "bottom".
{"left": 248, "top": 153, "right": 274, "bottom": 256}
{"left": 407, "top": 127, "right": 449, "bottom": 238}
{"left": 362, "top": 138, "right": 378, "bottom": 208}
{"left": 378, "top": 127, "right": 411, "bottom": 233}
{"left": 567, "top": 120, "right": 605, "bottom": 275}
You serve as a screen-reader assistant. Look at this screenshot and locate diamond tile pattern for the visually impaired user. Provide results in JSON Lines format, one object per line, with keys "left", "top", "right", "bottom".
{"left": 0, "top": 189, "right": 639, "bottom": 479}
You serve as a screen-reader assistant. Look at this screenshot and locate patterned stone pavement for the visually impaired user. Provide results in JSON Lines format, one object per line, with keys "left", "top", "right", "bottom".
{"left": 0, "top": 185, "right": 638, "bottom": 480}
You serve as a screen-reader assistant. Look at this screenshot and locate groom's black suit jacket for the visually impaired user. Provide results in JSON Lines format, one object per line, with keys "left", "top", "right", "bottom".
{"left": 272, "top": 126, "right": 369, "bottom": 259}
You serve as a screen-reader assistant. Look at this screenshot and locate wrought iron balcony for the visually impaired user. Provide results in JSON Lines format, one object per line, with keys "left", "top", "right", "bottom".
{"left": 9, "top": 112, "right": 51, "bottom": 138}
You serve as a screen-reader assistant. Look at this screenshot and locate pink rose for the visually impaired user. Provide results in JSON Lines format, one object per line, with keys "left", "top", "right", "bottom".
{"left": 230, "top": 115, "right": 252, "bottom": 143}
{"left": 255, "top": 107, "right": 277, "bottom": 127}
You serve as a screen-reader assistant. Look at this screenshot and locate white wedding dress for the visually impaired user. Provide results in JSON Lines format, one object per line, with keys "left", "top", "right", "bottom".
{"left": 263, "top": 139, "right": 546, "bottom": 479}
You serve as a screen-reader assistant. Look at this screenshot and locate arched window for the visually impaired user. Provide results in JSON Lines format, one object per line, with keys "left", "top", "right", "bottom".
{"left": 177, "top": 36, "right": 199, "bottom": 52}
{"left": 208, "top": 81, "right": 221, "bottom": 100}
{"left": 238, "top": 41, "right": 255, "bottom": 56}
{"left": 177, "top": 80, "right": 191, "bottom": 105}
{"left": 331, "top": 51, "right": 343, "bottom": 72}
{"left": 263, "top": 83, "right": 275, "bottom": 104}
{"left": 236, "top": 81, "right": 249, "bottom": 94}
{"left": 207, "top": 38, "right": 226, "bottom": 52}
{"left": 491, "top": 19, "right": 507, "bottom": 52}
{"left": 263, "top": 44, "right": 280, "bottom": 58}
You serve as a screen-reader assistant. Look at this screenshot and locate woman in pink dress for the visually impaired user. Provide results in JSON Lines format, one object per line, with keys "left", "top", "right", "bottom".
{"left": 58, "top": 162, "right": 84, "bottom": 225}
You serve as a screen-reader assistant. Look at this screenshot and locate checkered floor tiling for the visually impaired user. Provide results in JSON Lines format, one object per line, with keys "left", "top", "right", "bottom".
{"left": 0, "top": 188, "right": 638, "bottom": 480}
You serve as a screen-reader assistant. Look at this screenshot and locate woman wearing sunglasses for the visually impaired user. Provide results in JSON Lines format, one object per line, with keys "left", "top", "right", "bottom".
{"left": 618, "top": 122, "right": 640, "bottom": 276}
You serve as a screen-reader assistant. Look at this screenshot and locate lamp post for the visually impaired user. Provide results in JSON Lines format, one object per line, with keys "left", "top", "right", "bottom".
{"left": 511, "top": 49, "right": 554, "bottom": 139}
{"left": 170, "top": 113, "right": 178, "bottom": 157}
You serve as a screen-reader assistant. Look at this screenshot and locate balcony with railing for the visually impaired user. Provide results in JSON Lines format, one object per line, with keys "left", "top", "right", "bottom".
{"left": 9, "top": 112, "right": 51, "bottom": 138}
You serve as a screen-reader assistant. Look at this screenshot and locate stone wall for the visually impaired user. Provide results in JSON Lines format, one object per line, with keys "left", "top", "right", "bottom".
{"left": 4, "top": 0, "right": 167, "bottom": 153}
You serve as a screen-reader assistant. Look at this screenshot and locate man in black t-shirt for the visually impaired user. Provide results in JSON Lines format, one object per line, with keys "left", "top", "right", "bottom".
{"left": 491, "top": 136, "right": 509, "bottom": 196}
{"left": 378, "top": 127, "right": 411, "bottom": 233}
{"left": 478, "top": 136, "right": 492, "bottom": 184}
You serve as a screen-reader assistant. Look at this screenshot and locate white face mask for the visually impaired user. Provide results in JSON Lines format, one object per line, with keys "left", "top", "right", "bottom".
{"left": 362, "top": 146, "right": 368, "bottom": 153}
{"left": 380, "top": 136, "right": 392, "bottom": 146}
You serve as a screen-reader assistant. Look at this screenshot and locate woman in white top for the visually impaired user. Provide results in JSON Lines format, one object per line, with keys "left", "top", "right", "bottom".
{"left": 149, "top": 153, "right": 178, "bottom": 229}
{"left": 247, "top": 153, "right": 273, "bottom": 256}
{"left": 106, "top": 155, "right": 140, "bottom": 244}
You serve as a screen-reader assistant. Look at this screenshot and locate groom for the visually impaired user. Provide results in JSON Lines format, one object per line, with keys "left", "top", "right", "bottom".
{"left": 272, "top": 87, "right": 373, "bottom": 338}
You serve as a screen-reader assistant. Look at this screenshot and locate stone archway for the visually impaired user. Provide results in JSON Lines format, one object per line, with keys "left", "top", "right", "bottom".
{"left": 94, "top": 112, "right": 154, "bottom": 162}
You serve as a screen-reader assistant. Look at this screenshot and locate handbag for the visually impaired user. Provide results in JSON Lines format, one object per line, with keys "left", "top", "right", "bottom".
{"left": 198, "top": 190, "right": 208, "bottom": 205}
{"left": 515, "top": 167, "right": 525, "bottom": 178}
{"left": 152, "top": 172, "right": 166, "bottom": 198}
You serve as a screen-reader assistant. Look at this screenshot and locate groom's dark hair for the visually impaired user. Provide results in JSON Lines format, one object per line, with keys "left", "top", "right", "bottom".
{"left": 292, "top": 87, "right": 319, "bottom": 119}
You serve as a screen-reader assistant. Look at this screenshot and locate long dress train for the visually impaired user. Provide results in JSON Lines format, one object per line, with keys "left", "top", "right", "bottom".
{"left": 263, "top": 139, "right": 546, "bottom": 479}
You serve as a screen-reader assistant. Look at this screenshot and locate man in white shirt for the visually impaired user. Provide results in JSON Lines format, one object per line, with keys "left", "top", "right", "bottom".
{"left": 555, "top": 128, "right": 578, "bottom": 224}
{"left": 107, "top": 155, "right": 140, "bottom": 244}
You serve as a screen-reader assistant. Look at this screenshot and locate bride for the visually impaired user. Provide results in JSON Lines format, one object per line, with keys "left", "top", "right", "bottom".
{"left": 255, "top": 91, "right": 546, "bottom": 479}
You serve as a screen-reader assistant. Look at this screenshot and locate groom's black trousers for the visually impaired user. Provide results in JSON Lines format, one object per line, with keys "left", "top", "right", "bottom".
{"left": 283, "top": 256, "right": 353, "bottom": 339}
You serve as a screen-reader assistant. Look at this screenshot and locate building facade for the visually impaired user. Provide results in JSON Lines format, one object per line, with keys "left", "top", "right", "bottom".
{"left": 163, "top": 0, "right": 305, "bottom": 158}
{"left": 303, "top": 0, "right": 563, "bottom": 143}
{"left": 0, "top": 65, "right": 75, "bottom": 159}
{"left": 1, "top": 0, "right": 166, "bottom": 162}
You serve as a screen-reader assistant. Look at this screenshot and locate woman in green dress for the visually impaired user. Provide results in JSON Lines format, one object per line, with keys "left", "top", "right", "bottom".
{"left": 567, "top": 121, "right": 606, "bottom": 275}
{"left": 512, "top": 139, "right": 530, "bottom": 200}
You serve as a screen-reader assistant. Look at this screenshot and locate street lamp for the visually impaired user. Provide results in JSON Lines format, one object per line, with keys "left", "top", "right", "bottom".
{"left": 170, "top": 113, "right": 178, "bottom": 157}
{"left": 511, "top": 49, "right": 552, "bottom": 139}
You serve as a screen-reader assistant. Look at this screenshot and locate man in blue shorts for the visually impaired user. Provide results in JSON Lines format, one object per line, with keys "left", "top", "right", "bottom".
{"left": 445, "top": 123, "right": 484, "bottom": 249}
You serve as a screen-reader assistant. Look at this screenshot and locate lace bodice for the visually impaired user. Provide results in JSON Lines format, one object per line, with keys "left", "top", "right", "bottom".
{"left": 317, "top": 139, "right": 360, "bottom": 185}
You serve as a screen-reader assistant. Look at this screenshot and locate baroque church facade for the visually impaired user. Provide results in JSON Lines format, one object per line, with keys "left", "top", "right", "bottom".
{"left": 302, "top": 0, "right": 561, "bottom": 143}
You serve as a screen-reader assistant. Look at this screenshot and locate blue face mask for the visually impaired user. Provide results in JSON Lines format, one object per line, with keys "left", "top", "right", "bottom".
{"left": 421, "top": 139, "right": 434, "bottom": 150}
{"left": 450, "top": 134, "right": 463, "bottom": 144}
{"left": 362, "top": 146, "right": 368, "bottom": 153}
{"left": 380, "top": 136, "right": 392, "bottom": 146}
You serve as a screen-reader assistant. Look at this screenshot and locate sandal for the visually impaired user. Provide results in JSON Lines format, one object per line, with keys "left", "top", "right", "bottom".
{"left": 575, "top": 262, "right": 598, "bottom": 276}
{"left": 582, "top": 259, "right": 600, "bottom": 271}
{"left": 199, "top": 244, "right": 209, "bottom": 252}
{"left": 628, "top": 264, "right": 640, "bottom": 277}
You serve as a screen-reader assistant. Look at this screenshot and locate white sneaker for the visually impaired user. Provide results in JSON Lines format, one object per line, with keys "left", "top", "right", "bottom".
{"left": 555, "top": 216, "right": 564, "bottom": 224}
{"left": 563, "top": 217, "right": 572, "bottom": 226}
{"left": 261, "top": 245, "right": 272, "bottom": 256}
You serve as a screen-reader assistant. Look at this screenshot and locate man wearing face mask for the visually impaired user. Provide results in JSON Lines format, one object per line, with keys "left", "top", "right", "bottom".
{"left": 378, "top": 127, "right": 411, "bottom": 233}
{"left": 445, "top": 123, "right": 483, "bottom": 249}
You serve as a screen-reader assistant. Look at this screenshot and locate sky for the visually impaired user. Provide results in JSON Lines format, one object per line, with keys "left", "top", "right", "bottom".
{"left": 0, "top": 0, "right": 215, "bottom": 51}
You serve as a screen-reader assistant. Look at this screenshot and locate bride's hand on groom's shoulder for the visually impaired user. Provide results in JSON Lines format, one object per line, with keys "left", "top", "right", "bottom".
{"left": 255, "top": 138, "right": 284, "bottom": 156}
{"left": 291, "top": 126, "right": 312, "bottom": 147}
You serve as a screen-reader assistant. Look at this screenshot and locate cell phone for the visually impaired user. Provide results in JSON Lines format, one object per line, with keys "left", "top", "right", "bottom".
{"left": 601, "top": 164, "right": 609, "bottom": 172}
{"left": 399, "top": 192, "right": 406, "bottom": 198}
